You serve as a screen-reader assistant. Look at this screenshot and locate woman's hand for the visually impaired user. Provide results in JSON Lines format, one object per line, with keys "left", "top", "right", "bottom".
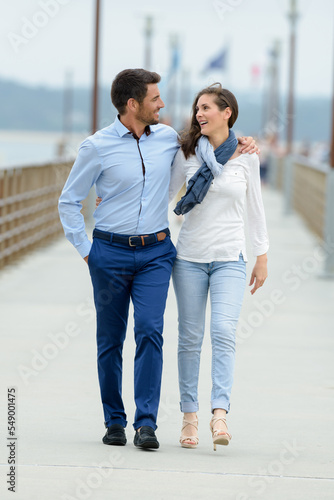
{"left": 96, "top": 196, "right": 102, "bottom": 208}
{"left": 238, "top": 136, "right": 260, "bottom": 155}
{"left": 249, "top": 254, "right": 268, "bottom": 294}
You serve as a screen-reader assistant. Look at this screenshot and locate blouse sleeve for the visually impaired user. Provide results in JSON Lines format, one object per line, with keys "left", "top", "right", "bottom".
{"left": 169, "top": 148, "right": 187, "bottom": 203}
{"left": 246, "top": 154, "right": 269, "bottom": 256}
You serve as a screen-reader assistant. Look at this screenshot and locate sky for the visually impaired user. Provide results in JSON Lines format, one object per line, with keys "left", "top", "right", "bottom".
{"left": 1, "top": 0, "right": 333, "bottom": 98}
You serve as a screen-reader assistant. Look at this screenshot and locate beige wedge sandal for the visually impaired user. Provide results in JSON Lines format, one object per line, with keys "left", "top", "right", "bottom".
{"left": 179, "top": 416, "right": 199, "bottom": 449}
{"left": 210, "top": 416, "right": 231, "bottom": 451}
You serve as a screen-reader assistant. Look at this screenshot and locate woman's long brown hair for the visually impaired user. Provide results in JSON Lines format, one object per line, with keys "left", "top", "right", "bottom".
{"left": 180, "top": 83, "right": 239, "bottom": 159}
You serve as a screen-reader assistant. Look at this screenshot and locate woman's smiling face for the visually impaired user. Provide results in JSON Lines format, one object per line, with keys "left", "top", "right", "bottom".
{"left": 195, "top": 93, "right": 231, "bottom": 137}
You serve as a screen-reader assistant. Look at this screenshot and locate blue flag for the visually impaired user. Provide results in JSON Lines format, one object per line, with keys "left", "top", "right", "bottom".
{"left": 202, "top": 47, "right": 228, "bottom": 73}
{"left": 169, "top": 44, "right": 181, "bottom": 75}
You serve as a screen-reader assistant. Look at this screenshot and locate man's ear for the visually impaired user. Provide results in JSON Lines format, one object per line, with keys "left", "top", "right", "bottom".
{"left": 127, "top": 98, "right": 138, "bottom": 112}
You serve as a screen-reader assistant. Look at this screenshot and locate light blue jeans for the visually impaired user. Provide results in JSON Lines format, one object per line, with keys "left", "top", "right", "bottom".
{"left": 172, "top": 255, "right": 246, "bottom": 414}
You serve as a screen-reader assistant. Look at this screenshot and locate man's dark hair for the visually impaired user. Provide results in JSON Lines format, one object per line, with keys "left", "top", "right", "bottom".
{"left": 111, "top": 68, "right": 161, "bottom": 115}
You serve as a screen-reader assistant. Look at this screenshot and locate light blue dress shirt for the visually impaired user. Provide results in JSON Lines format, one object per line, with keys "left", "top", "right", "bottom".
{"left": 58, "top": 116, "right": 179, "bottom": 258}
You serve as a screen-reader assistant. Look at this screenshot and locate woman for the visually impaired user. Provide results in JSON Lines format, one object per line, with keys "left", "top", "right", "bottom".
{"left": 169, "top": 83, "right": 269, "bottom": 451}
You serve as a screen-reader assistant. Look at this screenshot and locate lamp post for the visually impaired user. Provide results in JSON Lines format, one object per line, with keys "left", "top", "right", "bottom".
{"left": 267, "top": 40, "right": 281, "bottom": 145}
{"left": 92, "top": 0, "right": 101, "bottom": 134}
{"left": 63, "top": 70, "right": 73, "bottom": 138}
{"left": 286, "top": 0, "right": 299, "bottom": 154}
{"left": 144, "top": 15, "right": 153, "bottom": 70}
{"left": 330, "top": 25, "right": 334, "bottom": 168}
{"left": 167, "top": 33, "right": 180, "bottom": 129}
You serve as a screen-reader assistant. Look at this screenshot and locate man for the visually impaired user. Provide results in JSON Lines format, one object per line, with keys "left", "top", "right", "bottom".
{"left": 58, "top": 68, "right": 256, "bottom": 450}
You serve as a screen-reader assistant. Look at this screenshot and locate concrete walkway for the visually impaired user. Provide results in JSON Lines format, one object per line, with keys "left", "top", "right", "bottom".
{"left": 0, "top": 187, "right": 334, "bottom": 500}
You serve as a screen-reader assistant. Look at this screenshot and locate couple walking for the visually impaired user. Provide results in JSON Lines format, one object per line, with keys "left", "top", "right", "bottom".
{"left": 58, "top": 68, "right": 268, "bottom": 451}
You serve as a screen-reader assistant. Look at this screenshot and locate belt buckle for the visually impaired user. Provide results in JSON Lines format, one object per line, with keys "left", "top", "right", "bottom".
{"left": 129, "top": 236, "right": 137, "bottom": 247}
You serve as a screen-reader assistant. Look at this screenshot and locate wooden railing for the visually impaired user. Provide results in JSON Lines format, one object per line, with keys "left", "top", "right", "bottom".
{"left": 268, "top": 154, "right": 334, "bottom": 277}
{"left": 292, "top": 159, "right": 327, "bottom": 239}
{"left": 0, "top": 162, "right": 73, "bottom": 269}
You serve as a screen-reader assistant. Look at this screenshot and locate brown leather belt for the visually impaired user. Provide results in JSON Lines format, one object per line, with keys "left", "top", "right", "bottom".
{"left": 93, "top": 228, "right": 170, "bottom": 247}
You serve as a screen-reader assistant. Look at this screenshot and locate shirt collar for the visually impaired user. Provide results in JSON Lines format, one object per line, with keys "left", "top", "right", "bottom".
{"left": 114, "top": 115, "right": 154, "bottom": 138}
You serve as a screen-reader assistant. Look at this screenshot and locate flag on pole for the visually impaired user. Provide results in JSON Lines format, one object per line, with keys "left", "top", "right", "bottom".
{"left": 251, "top": 63, "right": 261, "bottom": 85}
{"left": 202, "top": 47, "right": 228, "bottom": 74}
{"left": 169, "top": 37, "right": 181, "bottom": 76}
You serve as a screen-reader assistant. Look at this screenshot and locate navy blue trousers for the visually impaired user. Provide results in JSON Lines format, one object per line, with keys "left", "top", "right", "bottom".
{"left": 88, "top": 233, "right": 176, "bottom": 430}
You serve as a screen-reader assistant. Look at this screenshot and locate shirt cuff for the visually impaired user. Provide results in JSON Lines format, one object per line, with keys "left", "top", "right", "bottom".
{"left": 253, "top": 243, "right": 269, "bottom": 257}
{"left": 76, "top": 239, "right": 92, "bottom": 259}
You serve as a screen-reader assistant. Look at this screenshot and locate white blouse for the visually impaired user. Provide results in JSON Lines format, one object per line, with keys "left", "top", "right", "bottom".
{"left": 169, "top": 148, "right": 269, "bottom": 263}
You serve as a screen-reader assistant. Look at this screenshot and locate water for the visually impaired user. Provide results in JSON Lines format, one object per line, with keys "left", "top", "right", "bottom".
{"left": 0, "top": 131, "right": 84, "bottom": 169}
{"left": 0, "top": 130, "right": 329, "bottom": 170}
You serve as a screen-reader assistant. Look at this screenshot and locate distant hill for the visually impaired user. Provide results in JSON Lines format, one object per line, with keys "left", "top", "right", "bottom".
{"left": 235, "top": 92, "right": 331, "bottom": 144}
{"left": 0, "top": 78, "right": 331, "bottom": 143}
{"left": 0, "top": 79, "right": 116, "bottom": 133}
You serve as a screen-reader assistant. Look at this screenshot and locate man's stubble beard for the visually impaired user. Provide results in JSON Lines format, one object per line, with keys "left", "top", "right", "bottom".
{"left": 137, "top": 107, "right": 160, "bottom": 126}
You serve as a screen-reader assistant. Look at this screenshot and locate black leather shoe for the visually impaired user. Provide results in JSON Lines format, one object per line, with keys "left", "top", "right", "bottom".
{"left": 102, "top": 424, "right": 126, "bottom": 446}
{"left": 133, "top": 426, "right": 159, "bottom": 449}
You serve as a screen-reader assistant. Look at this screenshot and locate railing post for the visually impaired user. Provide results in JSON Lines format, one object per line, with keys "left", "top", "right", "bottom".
{"left": 268, "top": 153, "right": 278, "bottom": 189}
{"left": 284, "top": 154, "right": 294, "bottom": 214}
{"left": 322, "top": 168, "right": 334, "bottom": 278}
